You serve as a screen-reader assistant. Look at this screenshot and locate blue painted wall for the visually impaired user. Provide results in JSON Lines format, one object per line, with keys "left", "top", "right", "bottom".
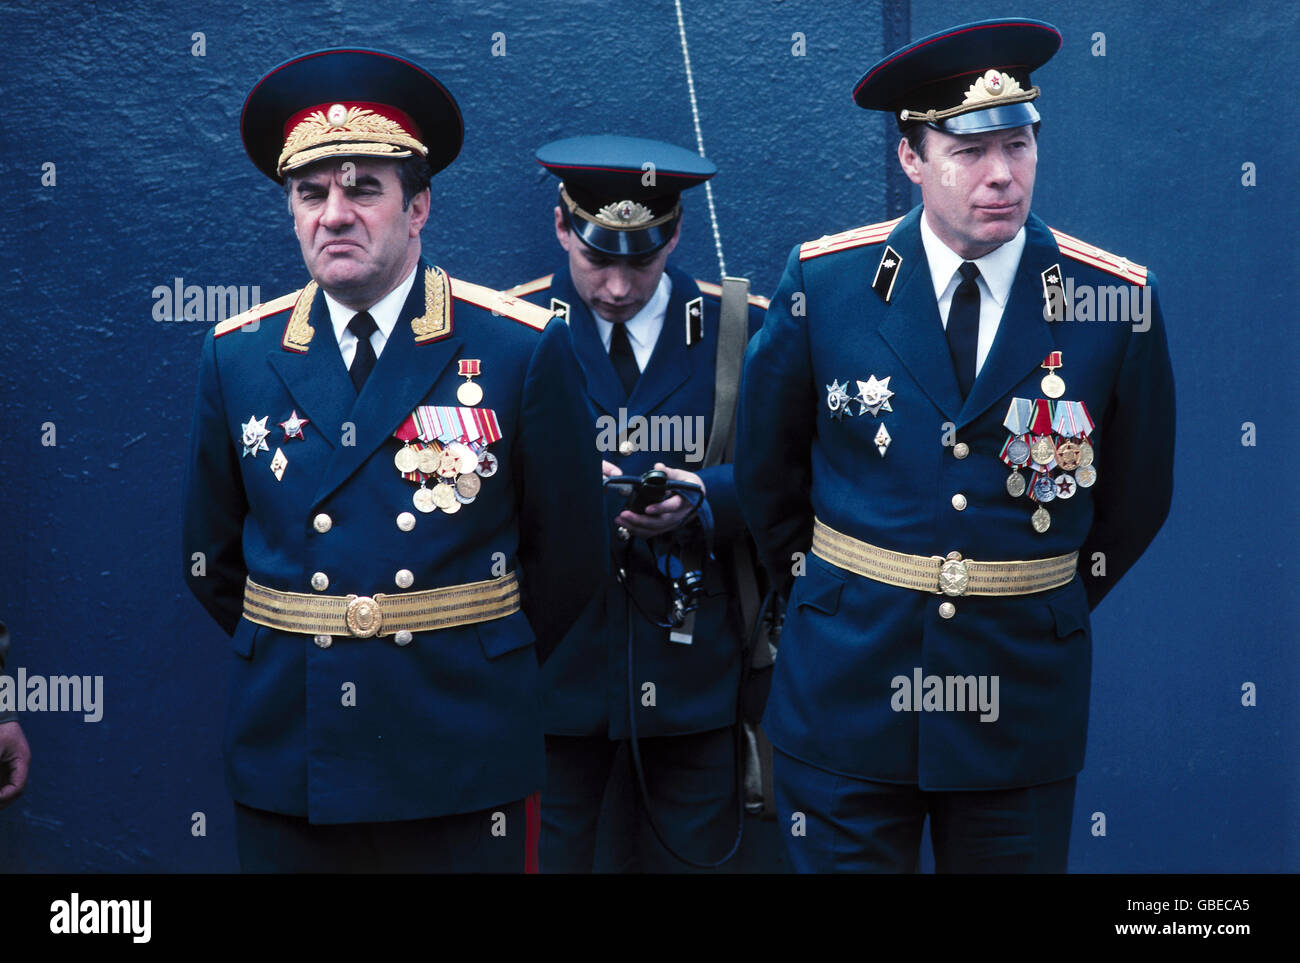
{"left": 0, "top": 0, "right": 1293, "bottom": 872}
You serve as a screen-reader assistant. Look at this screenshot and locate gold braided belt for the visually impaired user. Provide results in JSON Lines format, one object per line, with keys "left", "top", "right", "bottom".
{"left": 811, "top": 518, "right": 1077, "bottom": 597}
{"left": 242, "top": 572, "right": 520, "bottom": 639}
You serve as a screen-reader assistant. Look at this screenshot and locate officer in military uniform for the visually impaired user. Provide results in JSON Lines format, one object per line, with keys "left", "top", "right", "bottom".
{"left": 504, "top": 136, "right": 768, "bottom": 871}
{"left": 182, "top": 49, "right": 606, "bottom": 872}
{"left": 735, "top": 20, "right": 1175, "bottom": 872}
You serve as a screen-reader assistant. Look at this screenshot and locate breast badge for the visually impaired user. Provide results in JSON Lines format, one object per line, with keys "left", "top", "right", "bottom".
{"left": 392, "top": 404, "right": 502, "bottom": 515}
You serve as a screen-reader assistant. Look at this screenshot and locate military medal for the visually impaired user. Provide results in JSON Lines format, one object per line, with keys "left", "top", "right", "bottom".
{"left": 1031, "top": 506, "right": 1051, "bottom": 533}
{"left": 1055, "top": 439, "right": 1082, "bottom": 471}
{"left": 395, "top": 444, "right": 420, "bottom": 474}
{"left": 1007, "top": 438, "right": 1030, "bottom": 466}
{"left": 1030, "top": 435, "right": 1056, "bottom": 466}
{"left": 417, "top": 446, "right": 442, "bottom": 475}
{"left": 446, "top": 442, "right": 477, "bottom": 475}
{"left": 1032, "top": 474, "right": 1057, "bottom": 503}
{"left": 432, "top": 483, "right": 457, "bottom": 511}
{"left": 279, "top": 410, "right": 310, "bottom": 442}
{"left": 476, "top": 451, "right": 499, "bottom": 477}
{"left": 874, "top": 423, "right": 891, "bottom": 457}
{"left": 457, "top": 359, "right": 484, "bottom": 406}
{"left": 1006, "top": 471, "right": 1026, "bottom": 497}
{"left": 855, "top": 374, "right": 894, "bottom": 417}
{"left": 1054, "top": 474, "right": 1076, "bottom": 499}
{"left": 455, "top": 473, "right": 481, "bottom": 499}
{"left": 1075, "top": 464, "right": 1097, "bottom": 487}
{"left": 240, "top": 414, "right": 270, "bottom": 458}
{"left": 270, "top": 447, "right": 288, "bottom": 481}
{"left": 413, "top": 484, "right": 437, "bottom": 513}
{"left": 826, "top": 379, "right": 853, "bottom": 420}
{"left": 1040, "top": 351, "right": 1065, "bottom": 399}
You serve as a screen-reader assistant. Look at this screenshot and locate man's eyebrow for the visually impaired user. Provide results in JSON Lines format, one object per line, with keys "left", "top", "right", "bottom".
{"left": 348, "top": 173, "right": 385, "bottom": 189}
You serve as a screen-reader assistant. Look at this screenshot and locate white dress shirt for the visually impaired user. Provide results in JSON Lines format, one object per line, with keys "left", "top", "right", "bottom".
{"left": 590, "top": 273, "right": 672, "bottom": 373}
{"left": 920, "top": 211, "right": 1026, "bottom": 377}
{"left": 323, "top": 262, "right": 420, "bottom": 370}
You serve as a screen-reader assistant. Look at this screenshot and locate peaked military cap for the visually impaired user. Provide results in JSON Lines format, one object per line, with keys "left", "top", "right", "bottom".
{"left": 854, "top": 18, "right": 1061, "bottom": 134}
{"left": 537, "top": 135, "right": 717, "bottom": 256}
{"left": 241, "top": 48, "right": 463, "bottom": 182}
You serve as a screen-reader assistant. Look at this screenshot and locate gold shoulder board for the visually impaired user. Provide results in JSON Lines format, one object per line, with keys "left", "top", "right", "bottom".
{"left": 449, "top": 276, "right": 555, "bottom": 331}
{"left": 800, "top": 217, "right": 903, "bottom": 262}
{"left": 213, "top": 289, "right": 301, "bottom": 338}
{"left": 1049, "top": 227, "right": 1148, "bottom": 286}
{"left": 502, "top": 274, "right": 554, "bottom": 299}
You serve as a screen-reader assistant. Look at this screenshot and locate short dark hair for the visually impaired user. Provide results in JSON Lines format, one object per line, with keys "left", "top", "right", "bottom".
{"left": 283, "top": 154, "right": 433, "bottom": 211}
{"left": 903, "top": 120, "right": 1040, "bottom": 161}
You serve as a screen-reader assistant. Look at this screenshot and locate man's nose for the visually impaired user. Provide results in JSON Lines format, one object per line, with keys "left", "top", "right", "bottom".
{"left": 604, "top": 266, "right": 635, "bottom": 300}
{"left": 982, "top": 149, "right": 1012, "bottom": 185}
{"left": 319, "top": 186, "right": 354, "bottom": 229}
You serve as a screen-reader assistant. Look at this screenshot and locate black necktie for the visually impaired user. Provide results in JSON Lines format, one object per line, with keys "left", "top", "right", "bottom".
{"left": 609, "top": 321, "right": 640, "bottom": 398}
{"left": 946, "top": 262, "right": 981, "bottom": 399}
{"left": 348, "top": 311, "right": 378, "bottom": 394}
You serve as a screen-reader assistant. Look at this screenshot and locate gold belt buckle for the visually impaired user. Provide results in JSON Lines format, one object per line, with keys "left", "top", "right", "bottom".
{"left": 345, "top": 594, "right": 385, "bottom": 638}
{"left": 936, "top": 552, "right": 970, "bottom": 597}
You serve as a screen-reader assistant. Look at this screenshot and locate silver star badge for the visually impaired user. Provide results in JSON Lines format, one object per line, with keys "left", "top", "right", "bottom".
{"left": 241, "top": 414, "right": 270, "bottom": 458}
{"left": 856, "top": 374, "right": 894, "bottom": 417}
{"left": 279, "top": 409, "right": 309, "bottom": 442}
{"left": 826, "top": 379, "right": 854, "bottom": 420}
{"left": 874, "top": 423, "right": 891, "bottom": 457}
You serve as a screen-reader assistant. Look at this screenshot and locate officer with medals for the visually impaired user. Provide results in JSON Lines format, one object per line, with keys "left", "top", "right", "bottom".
{"left": 182, "top": 49, "right": 606, "bottom": 872}
{"left": 735, "top": 20, "right": 1175, "bottom": 872}
{"left": 504, "top": 136, "right": 768, "bottom": 871}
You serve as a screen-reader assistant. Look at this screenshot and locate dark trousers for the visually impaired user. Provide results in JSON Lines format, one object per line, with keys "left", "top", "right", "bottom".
{"left": 773, "top": 749, "right": 1076, "bottom": 873}
{"left": 540, "top": 728, "right": 738, "bottom": 873}
{"left": 233, "top": 796, "right": 538, "bottom": 873}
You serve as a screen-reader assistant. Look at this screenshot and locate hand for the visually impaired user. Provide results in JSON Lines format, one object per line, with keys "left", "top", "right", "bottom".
{"left": 0, "top": 721, "right": 31, "bottom": 810}
{"left": 601, "top": 460, "right": 622, "bottom": 479}
{"left": 616, "top": 463, "right": 706, "bottom": 538}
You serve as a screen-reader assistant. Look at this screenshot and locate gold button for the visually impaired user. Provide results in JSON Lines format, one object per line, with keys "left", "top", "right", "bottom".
{"left": 951, "top": 493, "right": 967, "bottom": 511}
{"left": 939, "top": 601, "right": 956, "bottom": 619}
{"left": 311, "top": 572, "right": 329, "bottom": 592}
{"left": 314, "top": 634, "right": 332, "bottom": 648}
{"left": 395, "top": 569, "right": 414, "bottom": 589}
{"left": 394, "top": 630, "right": 413, "bottom": 646}
{"left": 313, "top": 513, "right": 333, "bottom": 533}
{"left": 616, "top": 525, "right": 630, "bottom": 541}
{"left": 953, "top": 442, "right": 970, "bottom": 459}
{"left": 396, "top": 512, "right": 416, "bottom": 532}
{"left": 618, "top": 439, "right": 635, "bottom": 456}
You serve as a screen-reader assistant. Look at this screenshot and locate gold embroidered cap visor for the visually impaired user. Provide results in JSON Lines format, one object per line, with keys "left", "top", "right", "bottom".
{"left": 536, "top": 134, "right": 717, "bottom": 256}
{"left": 852, "top": 18, "right": 1061, "bottom": 134}
{"left": 240, "top": 48, "right": 463, "bottom": 183}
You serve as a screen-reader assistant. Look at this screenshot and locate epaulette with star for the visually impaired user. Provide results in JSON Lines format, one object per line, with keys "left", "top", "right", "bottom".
{"left": 694, "top": 280, "right": 771, "bottom": 312}
{"left": 501, "top": 275, "right": 554, "bottom": 299}
{"left": 799, "top": 217, "right": 903, "bottom": 262}
{"left": 450, "top": 276, "right": 556, "bottom": 331}
{"left": 1048, "top": 227, "right": 1148, "bottom": 286}
{"left": 213, "top": 289, "right": 302, "bottom": 338}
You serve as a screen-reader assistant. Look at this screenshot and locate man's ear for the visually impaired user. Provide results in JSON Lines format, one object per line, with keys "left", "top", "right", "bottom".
{"left": 898, "top": 137, "right": 924, "bottom": 186}
{"left": 553, "top": 205, "right": 572, "bottom": 252}
{"left": 407, "top": 188, "right": 431, "bottom": 235}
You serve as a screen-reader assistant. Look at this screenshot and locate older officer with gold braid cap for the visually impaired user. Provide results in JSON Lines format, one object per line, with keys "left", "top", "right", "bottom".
{"left": 736, "top": 19, "right": 1174, "bottom": 872}
{"left": 183, "top": 49, "right": 606, "bottom": 872}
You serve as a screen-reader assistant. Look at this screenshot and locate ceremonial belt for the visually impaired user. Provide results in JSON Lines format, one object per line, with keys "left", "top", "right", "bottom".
{"left": 242, "top": 572, "right": 520, "bottom": 638}
{"left": 811, "top": 518, "right": 1077, "bottom": 597}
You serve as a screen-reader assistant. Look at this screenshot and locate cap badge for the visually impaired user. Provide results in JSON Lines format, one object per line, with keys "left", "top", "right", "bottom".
{"left": 597, "top": 199, "right": 654, "bottom": 227}
{"left": 326, "top": 103, "right": 348, "bottom": 126}
{"left": 966, "top": 70, "right": 1023, "bottom": 104}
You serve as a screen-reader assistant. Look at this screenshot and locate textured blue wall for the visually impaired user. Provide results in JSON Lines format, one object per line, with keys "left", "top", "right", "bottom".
{"left": 0, "top": 0, "right": 1293, "bottom": 872}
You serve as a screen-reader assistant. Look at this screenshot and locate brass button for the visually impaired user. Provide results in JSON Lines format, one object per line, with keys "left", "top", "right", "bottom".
{"left": 314, "top": 634, "right": 332, "bottom": 648}
{"left": 953, "top": 442, "right": 970, "bottom": 460}
{"left": 313, "top": 513, "right": 333, "bottom": 533}
{"left": 396, "top": 512, "right": 416, "bottom": 532}
{"left": 951, "top": 493, "right": 967, "bottom": 511}
{"left": 310, "top": 571, "right": 329, "bottom": 592}
{"left": 395, "top": 569, "right": 414, "bottom": 589}
{"left": 618, "top": 439, "right": 636, "bottom": 456}
{"left": 394, "top": 630, "right": 413, "bottom": 647}
{"left": 939, "top": 601, "right": 956, "bottom": 619}
{"left": 616, "top": 525, "right": 631, "bottom": 541}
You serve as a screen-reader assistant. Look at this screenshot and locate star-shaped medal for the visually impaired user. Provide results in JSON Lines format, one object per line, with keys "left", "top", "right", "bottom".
{"left": 241, "top": 415, "right": 270, "bottom": 458}
{"left": 279, "top": 410, "right": 310, "bottom": 442}
{"left": 826, "top": 379, "right": 854, "bottom": 420}
{"left": 855, "top": 375, "right": 894, "bottom": 417}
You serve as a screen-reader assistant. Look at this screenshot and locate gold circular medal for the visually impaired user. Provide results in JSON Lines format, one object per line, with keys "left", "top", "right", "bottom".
{"left": 1031, "top": 506, "right": 1051, "bottom": 533}
{"left": 455, "top": 473, "right": 481, "bottom": 498}
{"left": 446, "top": 442, "right": 477, "bottom": 475}
{"left": 1041, "top": 373, "right": 1065, "bottom": 398}
{"left": 1031, "top": 435, "right": 1056, "bottom": 465}
{"left": 436, "top": 449, "right": 459, "bottom": 478}
{"left": 417, "top": 447, "right": 441, "bottom": 475}
{"left": 457, "top": 380, "right": 484, "bottom": 406}
{"left": 394, "top": 444, "right": 420, "bottom": 474}
{"left": 432, "top": 483, "right": 457, "bottom": 510}
{"left": 413, "top": 486, "right": 437, "bottom": 513}
{"left": 440, "top": 494, "right": 462, "bottom": 514}
{"left": 1055, "top": 439, "right": 1082, "bottom": 471}
{"left": 1006, "top": 470, "right": 1026, "bottom": 498}
{"left": 1077, "top": 438, "right": 1094, "bottom": 468}
{"left": 1075, "top": 464, "right": 1097, "bottom": 488}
